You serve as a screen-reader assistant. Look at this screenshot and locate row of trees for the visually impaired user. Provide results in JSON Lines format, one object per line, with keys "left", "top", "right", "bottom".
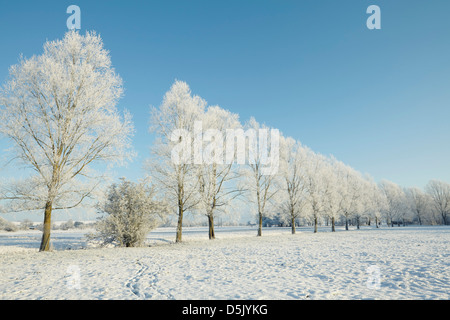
{"left": 0, "top": 31, "right": 448, "bottom": 250}
{"left": 147, "top": 80, "right": 450, "bottom": 242}
{"left": 280, "top": 148, "right": 450, "bottom": 230}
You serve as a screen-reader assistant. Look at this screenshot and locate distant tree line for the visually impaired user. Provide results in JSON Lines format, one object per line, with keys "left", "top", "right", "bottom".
{"left": 0, "top": 217, "right": 96, "bottom": 232}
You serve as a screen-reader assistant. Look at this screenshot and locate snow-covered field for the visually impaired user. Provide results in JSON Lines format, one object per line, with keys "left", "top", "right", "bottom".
{"left": 0, "top": 226, "right": 449, "bottom": 300}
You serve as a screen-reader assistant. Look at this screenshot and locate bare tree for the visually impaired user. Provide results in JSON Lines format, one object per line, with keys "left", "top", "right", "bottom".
{"left": 0, "top": 31, "right": 134, "bottom": 251}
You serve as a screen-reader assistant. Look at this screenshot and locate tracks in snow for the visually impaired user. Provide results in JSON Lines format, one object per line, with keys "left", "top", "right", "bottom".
{"left": 126, "top": 258, "right": 174, "bottom": 300}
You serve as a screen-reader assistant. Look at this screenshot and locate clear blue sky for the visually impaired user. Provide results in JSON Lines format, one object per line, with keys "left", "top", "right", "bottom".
{"left": 1, "top": 0, "right": 449, "bottom": 194}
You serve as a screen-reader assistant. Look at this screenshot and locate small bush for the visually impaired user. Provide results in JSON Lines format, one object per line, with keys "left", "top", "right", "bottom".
{"left": 87, "top": 178, "right": 165, "bottom": 247}
{"left": 0, "top": 217, "right": 18, "bottom": 232}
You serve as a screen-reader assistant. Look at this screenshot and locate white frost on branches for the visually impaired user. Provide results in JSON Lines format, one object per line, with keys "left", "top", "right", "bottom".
{"left": 87, "top": 178, "right": 166, "bottom": 247}
{"left": 0, "top": 30, "right": 134, "bottom": 250}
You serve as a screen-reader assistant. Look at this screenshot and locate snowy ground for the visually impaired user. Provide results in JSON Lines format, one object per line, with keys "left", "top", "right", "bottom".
{"left": 0, "top": 226, "right": 449, "bottom": 300}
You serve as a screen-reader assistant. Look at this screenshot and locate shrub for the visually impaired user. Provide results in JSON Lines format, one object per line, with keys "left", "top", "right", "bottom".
{"left": 87, "top": 178, "right": 165, "bottom": 247}
{"left": 0, "top": 217, "right": 18, "bottom": 232}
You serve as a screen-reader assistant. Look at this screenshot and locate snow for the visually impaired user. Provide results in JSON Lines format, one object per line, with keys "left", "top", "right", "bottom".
{"left": 0, "top": 226, "right": 449, "bottom": 300}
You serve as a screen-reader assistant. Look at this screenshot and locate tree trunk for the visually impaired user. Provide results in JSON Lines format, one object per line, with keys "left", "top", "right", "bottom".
{"left": 176, "top": 205, "right": 183, "bottom": 243}
{"left": 208, "top": 214, "right": 215, "bottom": 240}
{"left": 291, "top": 216, "right": 296, "bottom": 234}
{"left": 39, "top": 200, "right": 53, "bottom": 252}
{"left": 442, "top": 213, "right": 447, "bottom": 225}
{"left": 345, "top": 217, "right": 349, "bottom": 231}
{"left": 331, "top": 216, "right": 335, "bottom": 232}
{"left": 314, "top": 215, "right": 318, "bottom": 233}
{"left": 257, "top": 212, "right": 262, "bottom": 236}
{"left": 375, "top": 216, "right": 379, "bottom": 228}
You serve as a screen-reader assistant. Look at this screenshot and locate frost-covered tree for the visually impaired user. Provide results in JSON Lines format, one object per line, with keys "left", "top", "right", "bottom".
{"left": 88, "top": 178, "right": 165, "bottom": 247}
{"left": 323, "top": 157, "right": 344, "bottom": 232}
{"left": 148, "top": 80, "right": 205, "bottom": 242}
{"left": 0, "top": 31, "right": 134, "bottom": 251}
{"left": 356, "top": 175, "right": 380, "bottom": 229}
{"left": 405, "top": 187, "right": 432, "bottom": 225}
{"left": 242, "top": 117, "right": 280, "bottom": 236}
{"left": 338, "top": 165, "right": 366, "bottom": 230}
{"left": 196, "top": 106, "right": 243, "bottom": 239}
{"left": 365, "top": 179, "right": 388, "bottom": 228}
{"left": 20, "top": 219, "right": 34, "bottom": 230}
{"left": 425, "top": 180, "right": 450, "bottom": 225}
{"left": 60, "top": 219, "right": 74, "bottom": 230}
{"left": 278, "top": 136, "right": 309, "bottom": 234}
{"left": 379, "top": 180, "right": 407, "bottom": 227}
{"left": 303, "top": 150, "right": 330, "bottom": 233}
